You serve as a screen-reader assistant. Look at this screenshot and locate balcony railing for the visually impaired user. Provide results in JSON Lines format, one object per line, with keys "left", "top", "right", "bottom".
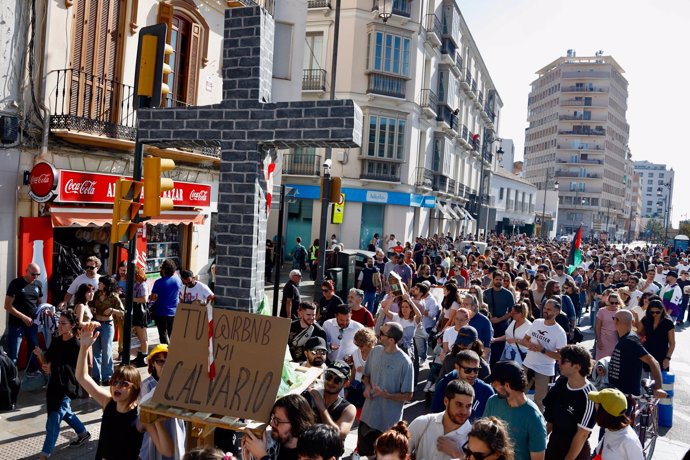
{"left": 556, "top": 144, "right": 604, "bottom": 151}
{"left": 448, "top": 178, "right": 457, "bottom": 195}
{"left": 441, "top": 38, "right": 460, "bottom": 67}
{"left": 361, "top": 159, "right": 401, "bottom": 182}
{"left": 437, "top": 106, "right": 459, "bottom": 132}
{"left": 555, "top": 170, "right": 602, "bottom": 179}
{"left": 483, "top": 105, "right": 495, "bottom": 123}
{"left": 302, "top": 69, "right": 327, "bottom": 91}
{"left": 471, "top": 79, "right": 477, "bottom": 94}
{"left": 308, "top": 0, "right": 330, "bottom": 7}
{"left": 367, "top": 73, "right": 406, "bottom": 99}
{"left": 558, "top": 128, "right": 606, "bottom": 136}
{"left": 465, "top": 71, "right": 472, "bottom": 86}
{"left": 419, "top": 89, "right": 438, "bottom": 115}
{"left": 478, "top": 91, "right": 484, "bottom": 106}
{"left": 461, "top": 124, "right": 469, "bottom": 143}
{"left": 561, "top": 85, "right": 608, "bottom": 93}
{"left": 282, "top": 153, "right": 322, "bottom": 176}
{"left": 415, "top": 167, "right": 434, "bottom": 188}
{"left": 424, "top": 14, "right": 442, "bottom": 44}
{"left": 433, "top": 173, "right": 450, "bottom": 193}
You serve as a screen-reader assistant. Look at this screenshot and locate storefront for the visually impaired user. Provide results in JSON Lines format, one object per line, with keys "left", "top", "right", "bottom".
{"left": 23, "top": 164, "right": 211, "bottom": 302}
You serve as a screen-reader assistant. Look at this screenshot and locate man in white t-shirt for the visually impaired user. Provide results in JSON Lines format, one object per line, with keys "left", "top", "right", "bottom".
{"left": 179, "top": 270, "right": 214, "bottom": 304}
{"left": 323, "top": 304, "right": 363, "bottom": 362}
{"left": 521, "top": 298, "right": 567, "bottom": 413}
{"left": 59, "top": 255, "right": 101, "bottom": 308}
{"left": 641, "top": 267, "right": 661, "bottom": 295}
{"left": 408, "top": 379, "right": 473, "bottom": 460}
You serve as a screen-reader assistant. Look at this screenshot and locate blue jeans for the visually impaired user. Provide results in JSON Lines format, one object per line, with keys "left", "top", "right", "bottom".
{"left": 414, "top": 327, "right": 434, "bottom": 365}
{"left": 363, "top": 291, "right": 377, "bottom": 315}
{"left": 92, "top": 321, "right": 114, "bottom": 382}
{"left": 7, "top": 323, "right": 39, "bottom": 372}
{"left": 42, "top": 395, "right": 87, "bottom": 456}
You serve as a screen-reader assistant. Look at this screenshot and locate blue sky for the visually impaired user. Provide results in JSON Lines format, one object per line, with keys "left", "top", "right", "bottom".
{"left": 459, "top": 0, "right": 689, "bottom": 225}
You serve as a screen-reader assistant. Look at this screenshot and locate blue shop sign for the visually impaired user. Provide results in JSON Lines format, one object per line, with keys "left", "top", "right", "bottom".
{"left": 286, "top": 184, "right": 435, "bottom": 208}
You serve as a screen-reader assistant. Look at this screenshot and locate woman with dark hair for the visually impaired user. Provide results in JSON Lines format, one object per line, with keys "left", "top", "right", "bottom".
{"left": 631, "top": 291, "right": 654, "bottom": 332}
{"left": 76, "top": 322, "right": 173, "bottom": 460}
{"left": 638, "top": 298, "right": 675, "bottom": 372}
{"left": 318, "top": 280, "right": 343, "bottom": 323}
{"left": 33, "top": 310, "right": 90, "bottom": 459}
{"left": 132, "top": 266, "right": 150, "bottom": 367}
{"left": 439, "top": 282, "right": 461, "bottom": 331}
{"left": 589, "top": 388, "right": 643, "bottom": 459}
{"left": 563, "top": 279, "right": 582, "bottom": 323}
{"left": 464, "top": 417, "right": 514, "bottom": 460}
{"left": 113, "top": 261, "right": 127, "bottom": 358}
{"left": 92, "top": 276, "right": 124, "bottom": 385}
{"left": 374, "top": 421, "right": 410, "bottom": 460}
{"left": 434, "top": 265, "right": 447, "bottom": 285}
{"left": 73, "top": 283, "right": 94, "bottom": 329}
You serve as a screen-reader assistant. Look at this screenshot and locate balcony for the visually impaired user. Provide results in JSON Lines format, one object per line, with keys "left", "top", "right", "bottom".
{"left": 419, "top": 89, "right": 438, "bottom": 118}
{"left": 448, "top": 178, "right": 457, "bottom": 195}
{"left": 361, "top": 159, "right": 401, "bottom": 182}
{"left": 49, "top": 68, "right": 220, "bottom": 159}
{"left": 459, "top": 124, "right": 470, "bottom": 147}
{"left": 555, "top": 170, "right": 602, "bottom": 179}
{"left": 307, "top": 0, "right": 331, "bottom": 7}
{"left": 441, "top": 38, "right": 461, "bottom": 72}
{"left": 477, "top": 91, "right": 484, "bottom": 106}
{"left": 415, "top": 167, "right": 434, "bottom": 188}
{"left": 433, "top": 173, "right": 452, "bottom": 194}
{"left": 561, "top": 85, "right": 608, "bottom": 93}
{"left": 556, "top": 144, "right": 604, "bottom": 151}
{"left": 302, "top": 69, "right": 327, "bottom": 91}
{"left": 282, "top": 153, "right": 322, "bottom": 176}
{"left": 367, "top": 73, "right": 406, "bottom": 99}
{"left": 424, "top": 14, "right": 442, "bottom": 47}
{"left": 436, "top": 106, "right": 459, "bottom": 134}
{"left": 561, "top": 71, "right": 611, "bottom": 79}
{"left": 561, "top": 98, "right": 606, "bottom": 107}
{"left": 559, "top": 114, "right": 606, "bottom": 122}
{"left": 483, "top": 105, "right": 495, "bottom": 124}
{"left": 372, "top": 0, "right": 411, "bottom": 18}
{"left": 559, "top": 128, "right": 606, "bottom": 136}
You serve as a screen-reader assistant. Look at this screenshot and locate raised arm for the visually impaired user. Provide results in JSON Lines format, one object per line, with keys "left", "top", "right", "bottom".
{"left": 76, "top": 322, "right": 111, "bottom": 407}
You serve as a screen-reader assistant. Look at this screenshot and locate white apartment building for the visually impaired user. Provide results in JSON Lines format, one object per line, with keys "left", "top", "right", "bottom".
{"left": 490, "top": 168, "right": 537, "bottom": 236}
{"left": 524, "top": 52, "right": 630, "bottom": 241}
{"left": 634, "top": 161, "right": 674, "bottom": 230}
{"left": 278, "top": 0, "right": 503, "bottom": 250}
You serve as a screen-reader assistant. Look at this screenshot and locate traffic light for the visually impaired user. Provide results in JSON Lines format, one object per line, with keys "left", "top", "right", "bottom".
{"left": 143, "top": 157, "right": 176, "bottom": 217}
{"left": 111, "top": 179, "right": 143, "bottom": 244}
{"left": 133, "top": 23, "right": 174, "bottom": 109}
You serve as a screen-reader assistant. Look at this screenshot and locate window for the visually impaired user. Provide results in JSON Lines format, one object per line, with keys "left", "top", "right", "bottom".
{"left": 367, "top": 115, "right": 406, "bottom": 160}
{"left": 273, "top": 22, "right": 293, "bottom": 80}
{"left": 647, "top": 201, "right": 652, "bottom": 206}
{"left": 370, "top": 31, "right": 411, "bottom": 77}
{"left": 647, "top": 179, "right": 653, "bottom": 184}
{"left": 499, "top": 188, "right": 504, "bottom": 200}
{"left": 304, "top": 32, "right": 324, "bottom": 70}
{"left": 647, "top": 187, "right": 653, "bottom": 193}
{"left": 658, "top": 179, "right": 664, "bottom": 185}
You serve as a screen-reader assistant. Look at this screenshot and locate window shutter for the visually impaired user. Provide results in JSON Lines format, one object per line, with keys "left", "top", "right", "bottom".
{"left": 186, "top": 22, "right": 201, "bottom": 104}
{"left": 158, "top": 2, "right": 174, "bottom": 42}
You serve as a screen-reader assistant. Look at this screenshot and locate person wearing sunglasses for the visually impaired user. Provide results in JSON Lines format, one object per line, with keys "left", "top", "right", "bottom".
{"left": 408, "top": 379, "right": 474, "bottom": 460}
{"left": 637, "top": 297, "right": 675, "bottom": 373}
{"left": 318, "top": 280, "right": 344, "bottom": 324}
{"left": 463, "top": 416, "right": 514, "bottom": 460}
{"left": 76, "top": 322, "right": 174, "bottom": 459}
{"left": 4, "top": 263, "right": 44, "bottom": 375}
{"left": 323, "top": 304, "right": 363, "bottom": 362}
{"left": 431, "top": 350, "right": 494, "bottom": 422}
{"left": 484, "top": 361, "right": 546, "bottom": 460}
{"left": 301, "top": 337, "right": 328, "bottom": 369}
{"left": 303, "top": 360, "right": 356, "bottom": 439}
{"left": 59, "top": 255, "right": 101, "bottom": 309}
{"left": 138, "top": 344, "right": 186, "bottom": 460}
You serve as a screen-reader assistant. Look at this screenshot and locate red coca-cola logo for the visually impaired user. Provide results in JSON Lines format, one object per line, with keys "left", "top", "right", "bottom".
{"left": 64, "top": 178, "right": 97, "bottom": 195}
{"left": 189, "top": 189, "right": 209, "bottom": 202}
{"left": 28, "top": 162, "right": 58, "bottom": 203}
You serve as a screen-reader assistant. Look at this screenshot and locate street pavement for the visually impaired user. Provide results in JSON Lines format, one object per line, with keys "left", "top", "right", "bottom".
{"left": 2, "top": 268, "right": 690, "bottom": 459}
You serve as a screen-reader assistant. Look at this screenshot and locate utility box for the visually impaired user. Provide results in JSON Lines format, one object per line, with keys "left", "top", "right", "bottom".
{"left": 0, "top": 115, "right": 19, "bottom": 143}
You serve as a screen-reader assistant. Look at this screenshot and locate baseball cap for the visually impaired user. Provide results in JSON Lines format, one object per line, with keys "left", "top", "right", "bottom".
{"left": 454, "top": 326, "right": 479, "bottom": 346}
{"left": 667, "top": 271, "right": 678, "bottom": 278}
{"left": 488, "top": 360, "right": 524, "bottom": 384}
{"left": 327, "top": 360, "right": 350, "bottom": 380}
{"left": 588, "top": 388, "right": 627, "bottom": 417}
{"left": 305, "top": 336, "right": 327, "bottom": 352}
{"left": 147, "top": 344, "right": 169, "bottom": 362}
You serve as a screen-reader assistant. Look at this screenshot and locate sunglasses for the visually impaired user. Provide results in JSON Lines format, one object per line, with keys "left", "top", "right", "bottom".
{"left": 29, "top": 272, "right": 40, "bottom": 277}
{"left": 111, "top": 380, "right": 133, "bottom": 388}
{"left": 85, "top": 266, "right": 96, "bottom": 270}
{"left": 462, "top": 442, "right": 494, "bottom": 460}
{"left": 460, "top": 366, "right": 481, "bottom": 374}
{"left": 649, "top": 310, "right": 662, "bottom": 315}
{"left": 337, "top": 327, "right": 344, "bottom": 341}
{"left": 154, "top": 359, "right": 167, "bottom": 366}
{"left": 310, "top": 349, "right": 327, "bottom": 356}
{"left": 324, "top": 371, "right": 344, "bottom": 385}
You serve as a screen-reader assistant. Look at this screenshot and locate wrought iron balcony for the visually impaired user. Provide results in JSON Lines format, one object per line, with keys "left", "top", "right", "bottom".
{"left": 282, "top": 153, "right": 322, "bottom": 176}
{"left": 419, "top": 89, "right": 438, "bottom": 116}
{"left": 461, "top": 125, "right": 469, "bottom": 143}
{"left": 561, "top": 85, "right": 608, "bottom": 93}
{"left": 367, "top": 73, "right": 406, "bottom": 99}
{"left": 308, "top": 0, "right": 331, "bottom": 7}
{"left": 361, "top": 159, "right": 401, "bottom": 182}
{"left": 436, "top": 106, "right": 459, "bottom": 133}
{"left": 448, "top": 178, "right": 457, "bottom": 195}
{"left": 424, "top": 14, "right": 442, "bottom": 46}
{"left": 433, "top": 173, "right": 450, "bottom": 193}
{"left": 415, "top": 167, "right": 434, "bottom": 188}
{"left": 441, "top": 38, "right": 461, "bottom": 68}
{"left": 558, "top": 128, "right": 606, "bottom": 136}
{"left": 477, "top": 91, "right": 484, "bottom": 106}
{"left": 302, "top": 69, "right": 327, "bottom": 91}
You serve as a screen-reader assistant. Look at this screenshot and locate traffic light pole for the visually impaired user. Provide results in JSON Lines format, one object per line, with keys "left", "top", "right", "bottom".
{"left": 122, "top": 136, "right": 145, "bottom": 365}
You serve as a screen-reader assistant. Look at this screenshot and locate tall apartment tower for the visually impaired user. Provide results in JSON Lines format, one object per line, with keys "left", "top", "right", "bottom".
{"left": 524, "top": 52, "right": 630, "bottom": 240}
{"left": 634, "top": 160, "right": 674, "bottom": 227}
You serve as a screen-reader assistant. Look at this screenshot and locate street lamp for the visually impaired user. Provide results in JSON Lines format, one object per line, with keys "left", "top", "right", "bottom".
{"left": 540, "top": 171, "right": 558, "bottom": 239}
{"left": 377, "top": 0, "right": 392, "bottom": 22}
{"left": 475, "top": 141, "right": 503, "bottom": 242}
{"left": 657, "top": 179, "right": 673, "bottom": 242}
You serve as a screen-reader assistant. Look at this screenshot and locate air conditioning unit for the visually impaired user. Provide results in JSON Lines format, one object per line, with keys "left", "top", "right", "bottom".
{"left": 0, "top": 115, "right": 19, "bottom": 144}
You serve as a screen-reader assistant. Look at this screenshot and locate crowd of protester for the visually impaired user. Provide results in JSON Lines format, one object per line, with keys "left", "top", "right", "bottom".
{"left": 7, "top": 230, "right": 690, "bottom": 459}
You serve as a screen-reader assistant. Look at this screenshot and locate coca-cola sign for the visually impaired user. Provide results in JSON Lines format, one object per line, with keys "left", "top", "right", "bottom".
{"left": 56, "top": 169, "right": 211, "bottom": 207}
{"left": 28, "top": 162, "right": 58, "bottom": 203}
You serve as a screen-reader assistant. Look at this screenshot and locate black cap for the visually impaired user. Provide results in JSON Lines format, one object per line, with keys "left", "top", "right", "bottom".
{"left": 667, "top": 271, "right": 679, "bottom": 278}
{"left": 327, "top": 360, "right": 350, "bottom": 380}
{"left": 305, "top": 336, "right": 327, "bottom": 351}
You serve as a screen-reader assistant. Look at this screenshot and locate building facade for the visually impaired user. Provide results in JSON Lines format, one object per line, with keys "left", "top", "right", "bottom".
{"left": 523, "top": 52, "right": 630, "bottom": 241}
{"left": 634, "top": 161, "right": 674, "bottom": 234}
{"left": 274, "top": 0, "right": 504, "bottom": 251}
{"left": 490, "top": 168, "right": 537, "bottom": 236}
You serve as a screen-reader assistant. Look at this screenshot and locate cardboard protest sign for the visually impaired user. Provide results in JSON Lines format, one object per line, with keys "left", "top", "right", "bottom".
{"left": 152, "top": 303, "right": 291, "bottom": 423}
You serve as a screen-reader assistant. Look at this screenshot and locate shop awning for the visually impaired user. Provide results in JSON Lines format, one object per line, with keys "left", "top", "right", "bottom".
{"left": 50, "top": 209, "right": 206, "bottom": 227}
{"left": 452, "top": 205, "right": 467, "bottom": 220}
{"left": 444, "top": 203, "right": 460, "bottom": 220}
{"left": 437, "top": 203, "right": 453, "bottom": 219}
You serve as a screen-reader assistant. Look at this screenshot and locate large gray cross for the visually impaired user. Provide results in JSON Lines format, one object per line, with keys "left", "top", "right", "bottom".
{"left": 137, "top": 5, "right": 362, "bottom": 311}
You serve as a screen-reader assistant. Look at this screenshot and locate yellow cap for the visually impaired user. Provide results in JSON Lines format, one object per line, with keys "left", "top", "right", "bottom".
{"left": 147, "top": 344, "right": 169, "bottom": 361}
{"left": 587, "top": 388, "right": 627, "bottom": 416}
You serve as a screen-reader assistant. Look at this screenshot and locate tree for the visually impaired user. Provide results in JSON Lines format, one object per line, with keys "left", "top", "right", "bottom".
{"left": 679, "top": 221, "right": 690, "bottom": 239}
{"left": 645, "top": 219, "right": 663, "bottom": 242}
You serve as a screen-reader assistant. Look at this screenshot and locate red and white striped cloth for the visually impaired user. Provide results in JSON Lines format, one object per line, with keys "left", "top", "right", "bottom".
{"left": 206, "top": 302, "right": 216, "bottom": 381}
{"left": 263, "top": 154, "right": 276, "bottom": 216}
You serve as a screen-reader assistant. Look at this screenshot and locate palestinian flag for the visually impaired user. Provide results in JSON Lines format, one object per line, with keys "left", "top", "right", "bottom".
{"left": 566, "top": 226, "right": 583, "bottom": 275}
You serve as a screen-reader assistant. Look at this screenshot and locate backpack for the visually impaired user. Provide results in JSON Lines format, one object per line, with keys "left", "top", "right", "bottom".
{"left": 0, "top": 349, "right": 20, "bottom": 410}
{"left": 294, "top": 246, "right": 306, "bottom": 262}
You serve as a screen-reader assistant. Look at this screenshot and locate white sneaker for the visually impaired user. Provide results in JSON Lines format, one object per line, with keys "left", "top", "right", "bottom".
{"left": 423, "top": 381, "right": 433, "bottom": 392}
